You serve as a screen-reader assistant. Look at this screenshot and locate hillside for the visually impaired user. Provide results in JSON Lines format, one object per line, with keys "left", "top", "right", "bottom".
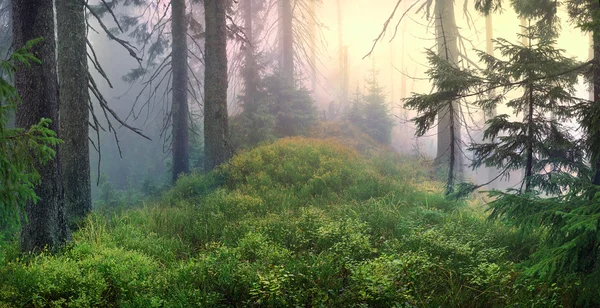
{"left": 0, "top": 137, "right": 559, "bottom": 307}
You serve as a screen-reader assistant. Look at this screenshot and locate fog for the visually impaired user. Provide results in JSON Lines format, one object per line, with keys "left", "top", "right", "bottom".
{"left": 1, "top": 0, "right": 591, "bottom": 195}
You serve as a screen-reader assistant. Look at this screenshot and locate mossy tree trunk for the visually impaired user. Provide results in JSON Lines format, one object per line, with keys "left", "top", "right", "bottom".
{"left": 171, "top": 0, "right": 190, "bottom": 181}
{"left": 204, "top": 0, "right": 231, "bottom": 171}
{"left": 56, "top": 0, "right": 91, "bottom": 228}
{"left": 13, "top": 0, "right": 67, "bottom": 252}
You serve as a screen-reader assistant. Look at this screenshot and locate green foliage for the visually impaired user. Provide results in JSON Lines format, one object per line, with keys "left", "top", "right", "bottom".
{"left": 0, "top": 38, "right": 62, "bottom": 232}
{"left": 345, "top": 67, "right": 395, "bottom": 145}
{"left": 0, "top": 137, "right": 568, "bottom": 307}
{"left": 486, "top": 174, "right": 600, "bottom": 306}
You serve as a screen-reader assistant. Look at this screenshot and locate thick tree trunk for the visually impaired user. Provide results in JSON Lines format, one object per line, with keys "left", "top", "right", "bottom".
{"left": 171, "top": 0, "right": 189, "bottom": 182}
{"left": 204, "top": 0, "right": 231, "bottom": 171}
{"left": 13, "top": 0, "right": 67, "bottom": 252}
{"left": 280, "top": 0, "right": 294, "bottom": 85}
{"left": 56, "top": 0, "right": 91, "bottom": 228}
{"left": 434, "top": 0, "right": 463, "bottom": 186}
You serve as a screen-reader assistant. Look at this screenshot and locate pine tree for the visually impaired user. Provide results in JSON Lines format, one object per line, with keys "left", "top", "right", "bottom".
{"left": 470, "top": 25, "right": 584, "bottom": 193}
{"left": 345, "top": 66, "right": 394, "bottom": 145}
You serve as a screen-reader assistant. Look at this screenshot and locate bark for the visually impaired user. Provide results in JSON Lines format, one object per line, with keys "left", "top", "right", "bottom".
{"left": 204, "top": 0, "right": 231, "bottom": 171}
{"left": 434, "top": 0, "right": 463, "bottom": 187}
{"left": 56, "top": 0, "right": 91, "bottom": 228}
{"left": 13, "top": 0, "right": 67, "bottom": 252}
{"left": 280, "top": 0, "right": 294, "bottom": 85}
{"left": 171, "top": 0, "right": 189, "bottom": 182}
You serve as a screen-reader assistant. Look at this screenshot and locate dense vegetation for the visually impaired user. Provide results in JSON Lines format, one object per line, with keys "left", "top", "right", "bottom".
{"left": 0, "top": 136, "right": 583, "bottom": 307}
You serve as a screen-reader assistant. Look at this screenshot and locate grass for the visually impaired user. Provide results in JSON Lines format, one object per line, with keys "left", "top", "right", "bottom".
{"left": 0, "top": 137, "right": 565, "bottom": 307}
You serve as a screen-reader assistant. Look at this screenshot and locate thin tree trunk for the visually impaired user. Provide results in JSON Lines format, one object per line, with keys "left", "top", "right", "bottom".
{"left": 484, "top": 12, "right": 497, "bottom": 187}
{"left": 243, "top": 0, "right": 257, "bottom": 114}
{"left": 525, "top": 85, "right": 534, "bottom": 192}
{"left": 310, "top": 0, "right": 317, "bottom": 93}
{"left": 13, "top": 0, "right": 67, "bottom": 252}
{"left": 204, "top": 0, "right": 231, "bottom": 171}
{"left": 591, "top": 19, "right": 600, "bottom": 186}
{"left": 56, "top": 0, "right": 91, "bottom": 228}
{"left": 171, "top": 0, "right": 189, "bottom": 182}
{"left": 434, "top": 0, "right": 463, "bottom": 190}
{"left": 280, "top": 0, "right": 294, "bottom": 85}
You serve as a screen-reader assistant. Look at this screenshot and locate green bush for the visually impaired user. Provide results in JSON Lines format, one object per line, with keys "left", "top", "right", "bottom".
{"left": 0, "top": 136, "right": 567, "bottom": 307}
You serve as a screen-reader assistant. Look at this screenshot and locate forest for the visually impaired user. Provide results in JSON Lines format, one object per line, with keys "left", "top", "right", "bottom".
{"left": 1, "top": 0, "right": 600, "bottom": 306}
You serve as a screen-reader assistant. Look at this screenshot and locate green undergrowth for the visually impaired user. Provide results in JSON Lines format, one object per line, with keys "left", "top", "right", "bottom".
{"left": 0, "top": 137, "right": 565, "bottom": 307}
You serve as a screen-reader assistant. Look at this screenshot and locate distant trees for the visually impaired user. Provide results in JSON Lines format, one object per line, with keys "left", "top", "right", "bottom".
{"left": 346, "top": 67, "right": 394, "bottom": 145}
{"left": 12, "top": 0, "right": 67, "bottom": 252}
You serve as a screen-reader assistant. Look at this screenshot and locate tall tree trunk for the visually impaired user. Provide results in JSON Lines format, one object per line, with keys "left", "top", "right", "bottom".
{"left": 243, "top": 0, "right": 257, "bottom": 114}
{"left": 525, "top": 84, "right": 534, "bottom": 192}
{"left": 310, "top": 0, "right": 317, "bottom": 93}
{"left": 13, "top": 0, "right": 67, "bottom": 252}
{"left": 56, "top": 0, "right": 91, "bottom": 228}
{"left": 591, "top": 13, "right": 600, "bottom": 186}
{"left": 434, "top": 0, "right": 463, "bottom": 188}
{"left": 171, "top": 0, "right": 189, "bottom": 182}
{"left": 280, "top": 0, "right": 294, "bottom": 85}
{"left": 484, "top": 12, "right": 497, "bottom": 187}
{"left": 204, "top": 0, "right": 231, "bottom": 171}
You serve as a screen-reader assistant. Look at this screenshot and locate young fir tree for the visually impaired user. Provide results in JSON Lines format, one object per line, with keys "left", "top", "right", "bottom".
{"left": 404, "top": 51, "right": 475, "bottom": 195}
{"left": 470, "top": 24, "right": 585, "bottom": 194}
{"left": 345, "top": 66, "right": 394, "bottom": 145}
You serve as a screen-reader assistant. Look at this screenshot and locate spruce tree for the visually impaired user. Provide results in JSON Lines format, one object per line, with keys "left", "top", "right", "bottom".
{"left": 345, "top": 66, "right": 394, "bottom": 145}
{"left": 470, "top": 25, "right": 584, "bottom": 194}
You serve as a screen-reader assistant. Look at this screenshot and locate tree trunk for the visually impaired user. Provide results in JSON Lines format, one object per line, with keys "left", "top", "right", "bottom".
{"left": 56, "top": 0, "right": 91, "bottom": 228}
{"left": 484, "top": 12, "right": 497, "bottom": 187}
{"left": 280, "top": 0, "right": 294, "bottom": 85}
{"left": 525, "top": 85, "right": 534, "bottom": 192}
{"left": 171, "top": 0, "right": 189, "bottom": 182}
{"left": 242, "top": 0, "right": 257, "bottom": 115}
{"left": 434, "top": 0, "right": 463, "bottom": 187}
{"left": 13, "top": 0, "right": 67, "bottom": 252}
{"left": 204, "top": 0, "right": 231, "bottom": 171}
{"left": 591, "top": 16, "right": 600, "bottom": 186}
{"left": 310, "top": 0, "right": 317, "bottom": 93}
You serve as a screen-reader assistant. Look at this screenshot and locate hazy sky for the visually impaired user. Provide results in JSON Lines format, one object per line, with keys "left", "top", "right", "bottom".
{"left": 312, "top": 0, "right": 589, "bottom": 108}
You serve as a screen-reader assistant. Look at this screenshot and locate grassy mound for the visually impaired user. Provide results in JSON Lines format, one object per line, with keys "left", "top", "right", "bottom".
{"left": 0, "top": 137, "right": 558, "bottom": 307}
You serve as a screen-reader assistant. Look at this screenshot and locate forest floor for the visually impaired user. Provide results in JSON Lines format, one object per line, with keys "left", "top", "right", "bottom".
{"left": 0, "top": 135, "right": 566, "bottom": 307}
